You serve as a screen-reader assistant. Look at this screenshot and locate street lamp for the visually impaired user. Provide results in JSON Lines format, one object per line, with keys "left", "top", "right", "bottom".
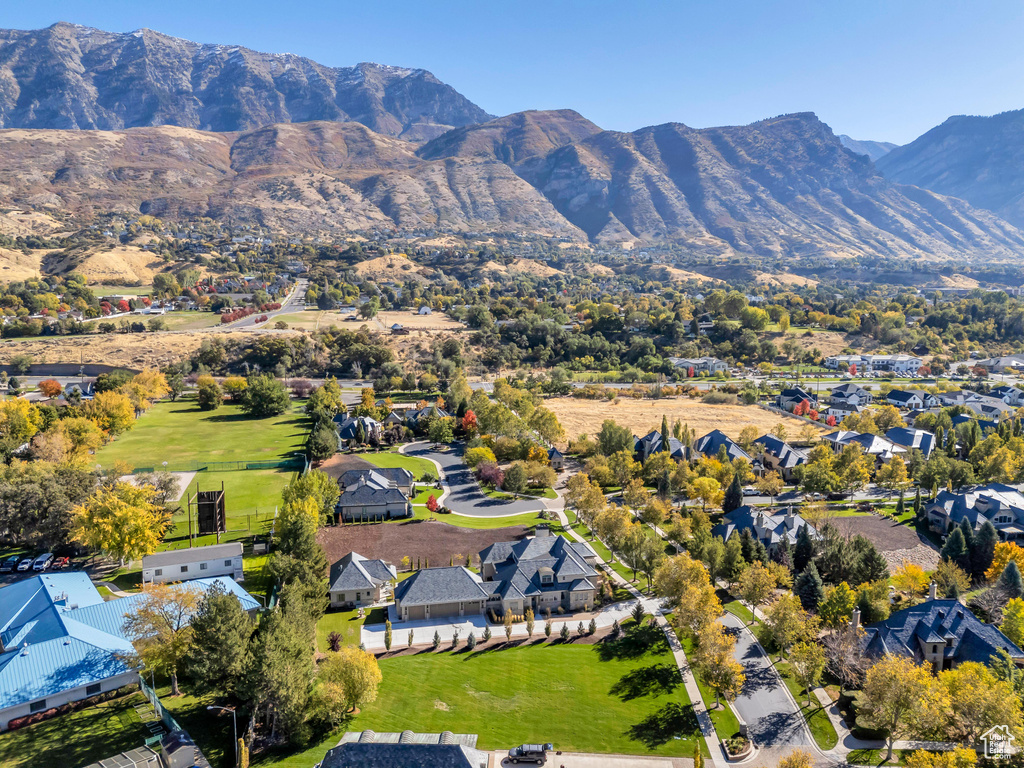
{"left": 206, "top": 705, "right": 238, "bottom": 767}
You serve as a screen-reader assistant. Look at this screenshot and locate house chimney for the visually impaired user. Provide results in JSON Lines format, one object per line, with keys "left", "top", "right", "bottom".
{"left": 928, "top": 581, "right": 937, "bottom": 601}
{"left": 850, "top": 607, "right": 861, "bottom": 630}
{"left": 535, "top": 524, "right": 551, "bottom": 538}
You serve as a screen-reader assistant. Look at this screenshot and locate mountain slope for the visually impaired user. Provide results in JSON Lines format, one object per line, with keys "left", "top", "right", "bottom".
{"left": 0, "top": 112, "right": 1020, "bottom": 260}
{"left": 838, "top": 135, "right": 897, "bottom": 162}
{"left": 877, "top": 110, "right": 1024, "bottom": 228}
{"left": 0, "top": 22, "right": 493, "bottom": 139}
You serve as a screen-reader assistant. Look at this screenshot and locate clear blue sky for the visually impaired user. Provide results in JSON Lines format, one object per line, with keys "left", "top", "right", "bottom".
{"left": 5, "top": 1, "right": 1024, "bottom": 144}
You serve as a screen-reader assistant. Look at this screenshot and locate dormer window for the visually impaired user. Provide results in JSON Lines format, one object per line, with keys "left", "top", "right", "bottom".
{"left": 539, "top": 567, "right": 554, "bottom": 585}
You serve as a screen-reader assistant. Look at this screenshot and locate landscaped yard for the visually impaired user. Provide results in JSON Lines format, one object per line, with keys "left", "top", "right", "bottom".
{"left": 315, "top": 606, "right": 388, "bottom": 651}
{"left": 94, "top": 398, "right": 309, "bottom": 470}
{"left": 361, "top": 449, "right": 437, "bottom": 479}
{"left": 0, "top": 691, "right": 153, "bottom": 768}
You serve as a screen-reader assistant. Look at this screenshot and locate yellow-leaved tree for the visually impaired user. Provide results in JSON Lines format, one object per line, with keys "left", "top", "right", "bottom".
{"left": 891, "top": 561, "right": 930, "bottom": 596}
{"left": 71, "top": 481, "right": 168, "bottom": 566}
{"left": 310, "top": 646, "right": 383, "bottom": 723}
{"left": 120, "top": 369, "right": 170, "bottom": 412}
{"left": 122, "top": 583, "right": 200, "bottom": 696}
{"left": 986, "top": 541, "right": 1024, "bottom": 582}
{"left": 85, "top": 391, "right": 136, "bottom": 436}
{"left": 0, "top": 397, "right": 43, "bottom": 444}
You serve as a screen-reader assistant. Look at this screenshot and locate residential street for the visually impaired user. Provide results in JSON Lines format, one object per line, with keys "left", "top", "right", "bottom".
{"left": 404, "top": 442, "right": 549, "bottom": 516}
{"left": 718, "top": 612, "right": 814, "bottom": 750}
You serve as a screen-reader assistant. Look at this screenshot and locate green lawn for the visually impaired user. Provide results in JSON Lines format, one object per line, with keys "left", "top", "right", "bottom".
{"left": 95, "top": 398, "right": 309, "bottom": 470}
{"left": 315, "top": 606, "right": 388, "bottom": 651}
{"left": 679, "top": 635, "right": 741, "bottom": 739}
{"left": 162, "top": 468, "right": 297, "bottom": 534}
{"left": 90, "top": 284, "right": 153, "bottom": 296}
{"left": 720, "top": 596, "right": 755, "bottom": 625}
{"left": 847, "top": 748, "right": 910, "bottom": 765}
{"left": 774, "top": 661, "right": 839, "bottom": 750}
{"left": 245, "top": 626, "right": 707, "bottom": 767}
{"left": 483, "top": 486, "right": 558, "bottom": 501}
{"left": 361, "top": 449, "right": 437, "bottom": 480}
{"left": 0, "top": 691, "right": 152, "bottom": 768}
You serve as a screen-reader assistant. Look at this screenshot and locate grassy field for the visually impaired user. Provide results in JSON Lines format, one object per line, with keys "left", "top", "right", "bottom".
{"left": 315, "top": 606, "right": 388, "bottom": 651}
{"left": 0, "top": 691, "right": 152, "bottom": 768}
{"left": 90, "top": 284, "right": 152, "bottom": 296}
{"left": 95, "top": 398, "right": 309, "bottom": 469}
{"left": 361, "top": 449, "right": 437, "bottom": 479}
{"left": 545, "top": 396, "right": 823, "bottom": 442}
{"left": 149, "top": 311, "right": 223, "bottom": 331}
{"left": 483, "top": 486, "right": 558, "bottom": 501}
{"left": 234, "top": 624, "right": 706, "bottom": 767}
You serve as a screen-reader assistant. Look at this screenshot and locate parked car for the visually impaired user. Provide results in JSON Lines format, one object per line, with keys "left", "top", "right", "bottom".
{"left": 0, "top": 555, "right": 19, "bottom": 573}
{"left": 508, "top": 744, "right": 552, "bottom": 764}
{"left": 52, "top": 556, "right": 70, "bottom": 569}
{"left": 826, "top": 491, "right": 847, "bottom": 501}
{"left": 32, "top": 553, "right": 54, "bottom": 571}
{"left": 742, "top": 487, "right": 760, "bottom": 497}
{"left": 804, "top": 493, "right": 823, "bottom": 502}
{"left": 16, "top": 557, "right": 34, "bottom": 572}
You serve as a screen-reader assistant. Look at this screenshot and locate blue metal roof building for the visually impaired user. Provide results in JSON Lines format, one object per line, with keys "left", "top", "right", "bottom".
{"left": 0, "top": 572, "right": 258, "bottom": 730}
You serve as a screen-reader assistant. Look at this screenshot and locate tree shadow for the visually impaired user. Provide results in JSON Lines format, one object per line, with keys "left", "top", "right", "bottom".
{"left": 739, "top": 664, "right": 777, "bottom": 695}
{"left": 597, "top": 624, "right": 662, "bottom": 661}
{"left": 610, "top": 663, "right": 681, "bottom": 701}
{"left": 626, "top": 702, "right": 699, "bottom": 749}
{"left": 747, "top": 709, "right": 807, "bottom": 744}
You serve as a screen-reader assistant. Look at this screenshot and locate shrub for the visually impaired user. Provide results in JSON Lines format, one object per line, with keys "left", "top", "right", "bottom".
{"left": 466, "top": 632, "right": 477, "bottom": 650}
{"left": 432, "top": 631, "right": 441, "bottom": 650}
{"left": 483, "top": 626, "right": 492, "bottom": 642}
{"left": 327, "top": 631, "right": 342, "bottom": 652}
{"left": 588, "top": 618, "right": 597, "bottom": 635}
{"left": 560, "top": 623, "right": 571, "bottom": 642}
{"left": 465, "top": 445, "right": 497, "bottom": 468}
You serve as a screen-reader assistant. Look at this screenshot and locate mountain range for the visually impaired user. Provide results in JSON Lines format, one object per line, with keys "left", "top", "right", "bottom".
{"left": 837, "top": 135, "right": 897, "bottom": 162}
{"left": 0, "top": 22, "right": 492, "bottom": 139}
{"left": 0, "top": 22, "right": 1023, "bottom": 262}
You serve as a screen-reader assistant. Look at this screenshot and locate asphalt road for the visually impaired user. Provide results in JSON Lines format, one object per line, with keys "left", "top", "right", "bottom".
{"left": 719, "top": 611, "right": 813, "bottom": 749}
{"left": 405, "top": 441, "right": 549, "bottom": 517}
{"left": 224, "top": 278, "right": 307, "bottom": 328}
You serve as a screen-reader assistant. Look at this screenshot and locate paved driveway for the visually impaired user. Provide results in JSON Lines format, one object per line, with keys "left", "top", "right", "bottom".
{"left": 405, "top": 442, "right": 549, "bottom": 517}
{"left": 719, "top": 611, "right": 812, "bottom": 749}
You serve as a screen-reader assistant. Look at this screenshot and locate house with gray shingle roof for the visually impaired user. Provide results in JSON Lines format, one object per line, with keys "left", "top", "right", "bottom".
{"left": 329, "top": 552, "right": 397, "bottom": 608}
{"left": 860, "top": 595, "right": 1024, "bottom": 672}
{"left": 752, "top": 435, "right": 807, "bottom": 482}
{"left": 924, "top": 483, "right": 1024, "bottom": 540}
{"left": 712, "top": 506, "right": 817, "bottom": 547}
{"left": 394, "top": 528, "right": 600, "bottom": 621}
{"left": 340, "top": 467, "right": 414, "bottom": 496}
{"left": 335, "top": 471, "right": 411, "bottom": 522}
{"left": 693, "top": 429, "right": 750, "bottom": 463}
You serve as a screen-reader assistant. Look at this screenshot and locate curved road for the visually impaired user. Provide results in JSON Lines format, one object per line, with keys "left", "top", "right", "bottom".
{"left": 720, "top": 611, "right": 814, "bottom": 751}
{"left": 405, "top": 441, "right": 550, "bottom": 517}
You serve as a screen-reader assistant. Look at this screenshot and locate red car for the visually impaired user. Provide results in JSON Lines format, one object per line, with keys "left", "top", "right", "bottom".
{"left": 52, "top": 556, "right": 70, "bottom": 569}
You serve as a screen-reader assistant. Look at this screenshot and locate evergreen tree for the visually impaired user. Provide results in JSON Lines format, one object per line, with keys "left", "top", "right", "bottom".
{"left": 739, "top": 528, "right": 756, "bottom": 563}
{"left": 185, "top": 582, "right": 253, "bottom": 698}
{"left": 852, "top": 540, "right": 890, "bottom": 585}
{"left": 896, "top": 492, "right": 905, "bottom": 518}
{"left": 973, "top": 521, "right": 999, "bottom": 580}
{"left": 940, "top": 527, "right": 970, "bottom": 573}
{"left": 958, "top": 517, "right": 976, "bottom": 553}
{"left": 1000, "top": 561, "right": 1024, "bottom": 600}
{"left": 723, "top": 533, "right": 746, "bottom": 581}
{"left": 913, "top": 486, "right": 923, "bottom": 519}
{"left": 795, "top": 561, "right": 825, "bottom": 610}
{"left": 658, "top": 468, "right": 672, "bottom": 499}
{"left": 723, "top": 473, "right": 743, "bottom": 514}
{"left": 242, "top": 607, "right": 313, "bottom": 743}
{"left": 794, "top": 524, "right": 815, "bottom": 573}
{"left": 751, "top": 540, "right": 769, "bottom": 564}
{"left": 661, "top": 415, "right": 671, "bottom": 454}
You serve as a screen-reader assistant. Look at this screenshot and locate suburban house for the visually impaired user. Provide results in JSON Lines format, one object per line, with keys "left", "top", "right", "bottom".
{"left": 966, "top": 396, "right": 1014, "bottom": 420}
{"left": 340, "top": 467, "right": 414, "bottom": 496}
{"left": 141, "top": 542, "right": 243, "bottom": 585}
{"left": 821, "top": 430, "right": 905, "bottom": 463}
{"left": 776, "top": 387, "right": 817, "bottom": 413}
{"left": 0, "top": 573, "right": 258, "bottom": 731}
{"left": 667, "top": 356, "right": 728, "bottom": 376}
{"left": 634, "top": 430, "right": 687, "bottom": 462}
{"left": 990, "top": 385, "right": 1024, "bottom": 406}
{"left": 329, "top": 552, "right": 397, "bottom": 608}
{"left": 973, "top": 354, "right": 1024, "bottom": 373}
{"left": 884, "top": 426, "right": 937, "bottom": 458}
{"left": 829, "top": 382, "right": 874, "bottom": 407}
{"left": 824, "top": 354, "right": 924, "bottom": 374}
{"left": 711, "top": 506, "right": 817, "bottom": 547}
{"left": 693, "top": 429, "right": 750, "bottom": 462}
{"left": 320, "top": 731, "right": 488, "bottom": 768}
{"left": 404, "top": 404, "right": 451, "bottom": 431}
{"left": 335, "top": 470, "right": 412, "bottom": 522}
{"left": 861, "top": 592, "right": 1024, "bottom": 672}
{"left": 547, "top": 447, "right": 564, "bottom": 471}
{"left": 886, "top": 389, "right": 936, "bottom": 410}
{"left": 394, "top": 528, "right": 599, "bottom": 621}
{"left": 825, "top": 403, "right": 865, "bottom": 422}
{"left": 752, "top": 434, "right": 808, "bottom": 481}
{"left": 334, "top": 415, "right": 383, "bottom": 445}
{"left": 925, "top": 483, "right": 1024, "bottom": 540}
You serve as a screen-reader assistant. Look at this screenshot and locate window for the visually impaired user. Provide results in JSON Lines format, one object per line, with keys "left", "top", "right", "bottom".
{"left": 29, "top": 700, "right": 46, "bottom": 713}
{"left": 86, "top": 683, "right": 101, "bottom": 696}
{"left": 225, "top": 560, "right": 233, "bottom": 567}
{"left": 180, "top": 565, "right": 188, "bottom": 573}
{"left": 200, "top": 562, "right": 208, "bottom": 570}
{"left": 932, "top": 644, "right": 939, "bottom": 654}
{"left": 154, "top": 569, "right": 163, "bottom": 577}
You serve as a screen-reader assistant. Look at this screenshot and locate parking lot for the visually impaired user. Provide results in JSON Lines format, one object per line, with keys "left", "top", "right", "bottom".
{"left": 0, "top": 552, "right": 84, "bottom": 585}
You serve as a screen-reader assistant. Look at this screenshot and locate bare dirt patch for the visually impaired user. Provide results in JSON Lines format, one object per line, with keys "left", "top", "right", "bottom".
{"left": 832, "top": 515, "right": 940, "bottom": 570}
{"left": 755, "top": 271, "right": 819, "bottom": 288}
{"left": 377, "top": 310, "right": 462, "bottom": 331}
{"left": 317, "top": 519, "right": 530, "bottom": 569}
{"left": 353, "top": 254, "right": 431, "bottom": 283}
{"left": 545, "top": 396, "right": 820, "bottom": 442}
{"left": 48, "top": 245, "right": 175, "bottom": 283}
{"left": 317, "top": 453, "right": 374, "bottom": 482}
{"left": 784, "top": 330, "right": 857, "bottom": 358}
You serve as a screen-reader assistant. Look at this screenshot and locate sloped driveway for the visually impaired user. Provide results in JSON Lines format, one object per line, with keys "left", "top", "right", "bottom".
{"left": 404, "top": 442, "right": 549, "bottom": 517}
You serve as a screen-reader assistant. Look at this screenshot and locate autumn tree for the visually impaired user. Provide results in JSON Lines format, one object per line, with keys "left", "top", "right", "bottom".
{"left": 0, "top": 398, "right": 43, "bottom": 444}
{"left": 940, "top": 661, "right": 1023, "bottom": 744}
{"left": 987, "top": 541, "right": 1024, "bottom": 582}
{"left": 122, "top": 583, "right": 201, "bottom": 696}
{"left": 623, "top": 477, "right": 651, "bottom": 519}
{"left": 790, "top": 641, "right": 827, "bottom": 705}
{"left": 891, "top": 561, "right": 930, "bottom": 596}
{"left": 818, "top": 582, "right": 858, "bottom": 628}
{"left": 693, "top": 623, "right": 744, "bottom": 707}
{"left": 738, "top": 562, "right": 775, "bottom": 623}
{"left": 71, "top": 482, "right": 168, "bottom": 566}
{"left": 762, "top": 594, "right": 815, "bottom": 659}
{"left": 311, "top": 646, "right": 383, "bottom": 722}
{"left": 876, "top": 457, "right": 911, "bottom": 497}
{"left": 688, "top": 476, "right": 724, "bottom": 514}
{"left": 755, "top": 471, "right": 784, "bottom": 505}
{"left": 654, "top": 553, "right": 722, "bottom": 638}
{"left": 857, "top": 655, "right": 946, "bottom": 762}
{"left": 38, "top": 379, "right": 62, "bottom": 398}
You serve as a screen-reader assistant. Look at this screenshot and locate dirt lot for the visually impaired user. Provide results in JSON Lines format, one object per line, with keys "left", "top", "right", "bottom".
{"left": 376, "top": 310, "right": 463, "bottom": 331}
{"left": 0, "top": 329, "right": 294, "bottom": 369}
{"left": 317, "top": 520, "right": 530, "bottom": 570}
{"left": 545, "top": 396, "right": 821, "bottom": 442}
{"left": 833, "top": 515, "right": 940, "bottom": 570}
{"left": 318, "top": 453, "right": 374, "bottom": 481}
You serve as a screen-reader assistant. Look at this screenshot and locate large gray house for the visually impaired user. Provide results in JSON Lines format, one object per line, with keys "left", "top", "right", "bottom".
{"left": 335, "top": 470, "right": 412, "bottom": 522}
{"left": 329, "top": 552, "right": 397, "bottom": 608}
{"left": 925, "top": 483, "right": 1024, "bottom": 540}
{"left": 393, "top": 528, "right": 599, "bottom": 621}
